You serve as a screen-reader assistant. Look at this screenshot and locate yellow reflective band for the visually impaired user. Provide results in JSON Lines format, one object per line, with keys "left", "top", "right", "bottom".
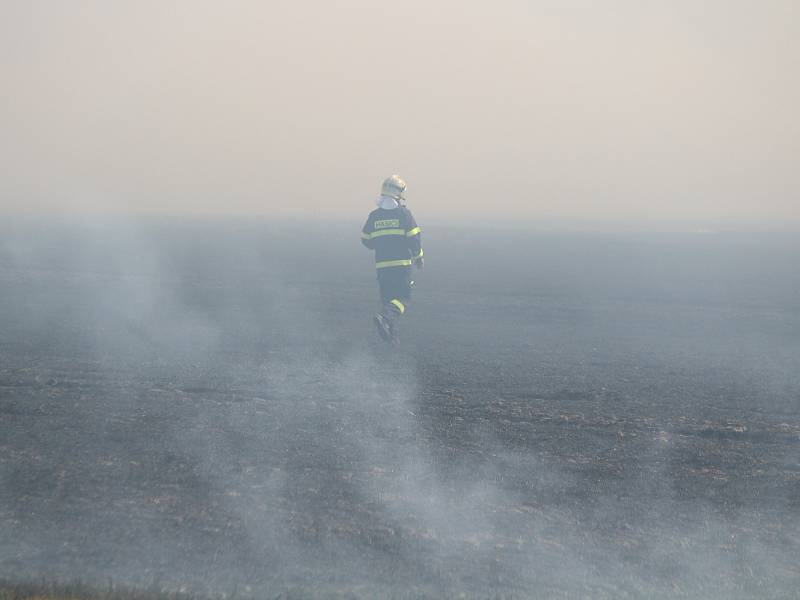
{"left": 367, "top": 228, "right": 406, "bottom": 239}
{"left": 412, "top": 249, "right": 424, "bottom": 260}
{"left": 375, "top": 259, "right": 413, "bottom": 268}
{"left": 361, "top": 232, "right": 370, "bottom": 239}
{"left": 390, "top": 299, "right": 406, "bottom": 314}
{"left": 405, "top": 226, "right": 421, "bottom": 237}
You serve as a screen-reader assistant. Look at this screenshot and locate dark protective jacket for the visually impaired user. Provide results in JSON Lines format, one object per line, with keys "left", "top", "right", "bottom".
{"left": 361, "top": 206, "right": 423, "bottom": 268}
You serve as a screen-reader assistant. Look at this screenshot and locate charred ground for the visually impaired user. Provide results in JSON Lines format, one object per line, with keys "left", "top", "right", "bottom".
{"left": 1, "top": 220, "right": 799, "bottom": 598}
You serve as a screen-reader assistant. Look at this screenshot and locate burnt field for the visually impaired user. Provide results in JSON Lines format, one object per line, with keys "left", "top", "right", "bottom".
{"left": 1, "top": 219, "right": 799, "bottom": 599}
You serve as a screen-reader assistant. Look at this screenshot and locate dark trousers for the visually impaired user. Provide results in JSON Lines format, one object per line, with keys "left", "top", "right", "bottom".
{"left": 377, "top": 266, "right": 412, "bottom": 323}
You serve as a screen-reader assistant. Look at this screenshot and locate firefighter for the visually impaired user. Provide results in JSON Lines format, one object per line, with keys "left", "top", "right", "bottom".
{"left": 361, "top": 175, "right": 424, "bottom": 343}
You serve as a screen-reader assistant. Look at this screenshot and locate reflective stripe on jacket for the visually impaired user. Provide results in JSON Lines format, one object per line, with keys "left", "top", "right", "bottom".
{"left": 361, "top": 206, "right": 423, "bottom": 268}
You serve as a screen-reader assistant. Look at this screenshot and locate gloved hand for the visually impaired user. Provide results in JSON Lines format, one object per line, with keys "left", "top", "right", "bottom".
{"left": 415, "top": 257, "right": 424, "bottom": 269}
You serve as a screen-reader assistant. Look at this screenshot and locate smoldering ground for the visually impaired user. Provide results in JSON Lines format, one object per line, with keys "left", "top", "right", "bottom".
{"left": 1, "top": 218, "right": 799, "bottom": 598}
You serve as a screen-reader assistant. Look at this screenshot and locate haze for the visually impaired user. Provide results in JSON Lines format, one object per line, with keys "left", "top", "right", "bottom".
{"left": 1, "top": 0, "right": 798, "bottom": 226}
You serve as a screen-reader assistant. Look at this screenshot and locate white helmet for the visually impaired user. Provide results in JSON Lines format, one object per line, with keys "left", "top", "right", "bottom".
{"left": 380, "top": 174, "right": 407, "bottom": 200}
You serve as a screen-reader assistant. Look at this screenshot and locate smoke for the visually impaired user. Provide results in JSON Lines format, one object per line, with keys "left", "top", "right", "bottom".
{"left": 1, "top": 217, "right": 799, "bottom": 598}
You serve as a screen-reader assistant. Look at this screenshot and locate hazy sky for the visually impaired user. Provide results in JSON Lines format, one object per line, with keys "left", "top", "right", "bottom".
{"left": 1, "top": 1, "right": 797, "bottom": 225}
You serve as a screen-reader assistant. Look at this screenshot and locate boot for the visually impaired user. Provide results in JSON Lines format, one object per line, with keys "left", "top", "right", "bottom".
{"left": 382, "top": 303, "right": 402, "bottom": 344}
{"left": 373, "top": 313, "right": 393, "bottom": 343}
